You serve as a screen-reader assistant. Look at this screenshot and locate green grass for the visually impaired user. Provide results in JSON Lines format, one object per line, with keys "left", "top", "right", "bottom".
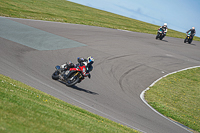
{"left": 145, "top": 67, "right": 200, "bottom": 132}
{"left": 0, "top": 74, "right": 139, "bottom": 133}
{"left": 0, "top": 0, "right": 200, "bottom": 41}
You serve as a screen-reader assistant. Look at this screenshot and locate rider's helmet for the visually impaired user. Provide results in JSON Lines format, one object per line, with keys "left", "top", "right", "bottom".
{"left": 87, "top": 56, "right": 94, "bottom": 64}
{"left": 164, "top": 23, "right": 167, "bottom": 27}
{"left": 192, "top": 27, "right": 195, "bottom": 29}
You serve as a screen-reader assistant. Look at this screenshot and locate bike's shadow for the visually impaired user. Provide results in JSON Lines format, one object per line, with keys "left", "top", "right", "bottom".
{"left": 58, "top": 80, "right": 99, "bottom": 95}
{"left": 161, "top": 40, "right": 168, "bottom": 42}
{"left": 155, "top": 38, "right": 168, "bottom": 42}
{"left": 189, "top": 43, "right": 196, "bottom": 46}
{"left": 184, "top": 42, "right": 196, "bottom": 46}
{"left": 71, "top": 85, "right": 99, "bottom": 95}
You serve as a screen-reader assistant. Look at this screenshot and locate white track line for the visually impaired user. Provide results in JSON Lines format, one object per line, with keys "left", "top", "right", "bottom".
{"left": 140, "top": 66, "right": 200, "bottom": 133}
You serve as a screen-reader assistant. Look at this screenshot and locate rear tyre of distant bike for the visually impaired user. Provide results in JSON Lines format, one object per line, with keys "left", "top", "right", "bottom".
{"left": 52, "top": 71, "right": 59, "bottom": 80}
{"left": 184, "top": 39, "right": 186, "bottom": 43}
{"left": 189, "top": 38, "right": 193, "bottom": 44}
{"left": 156, "top": 34, "right": 159, "bottom": 39}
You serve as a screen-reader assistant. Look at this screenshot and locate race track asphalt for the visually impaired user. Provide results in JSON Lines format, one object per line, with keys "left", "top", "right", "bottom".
{"left": 1, "top": 17, "right": 200, "bottom": 133}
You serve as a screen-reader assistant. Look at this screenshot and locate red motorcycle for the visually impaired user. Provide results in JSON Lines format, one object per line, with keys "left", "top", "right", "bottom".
{"left": 52, "top": 65, "right": 90, "bottom": 87}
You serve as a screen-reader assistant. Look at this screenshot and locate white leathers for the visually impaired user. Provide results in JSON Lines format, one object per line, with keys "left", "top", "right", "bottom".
{"left": 61, "top": 64, "right": 66, "bottom": 68}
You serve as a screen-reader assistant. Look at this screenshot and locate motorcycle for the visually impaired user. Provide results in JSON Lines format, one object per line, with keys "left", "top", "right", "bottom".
{"left": 52, "top": 64, "right": 90, "bottom": 87}
{"left": 156, "top": 28, "right": 165, "bottom": 40}
{"left": 184, "top": 32, "right": 193, "bottom": 44}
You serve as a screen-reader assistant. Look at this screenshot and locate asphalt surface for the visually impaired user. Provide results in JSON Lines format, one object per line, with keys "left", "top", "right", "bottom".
{"left": 1, "top": 17, "right": 200, "bottom": 133}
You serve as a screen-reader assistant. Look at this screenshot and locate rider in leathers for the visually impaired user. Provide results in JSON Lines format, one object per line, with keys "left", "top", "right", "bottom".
{"left": 186, "top": 27, "right": 196, "bottom": 39}
{"left": 160, "top": 23, "right": 168, "bottom": 37}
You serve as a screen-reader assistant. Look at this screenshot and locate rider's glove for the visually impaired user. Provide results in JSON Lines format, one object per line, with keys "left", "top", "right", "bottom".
{"left": 61, "top": 64, "right": 66, "bottom": 68}
{"left": 83, "top": 62, "right": 87, "bottom": 66}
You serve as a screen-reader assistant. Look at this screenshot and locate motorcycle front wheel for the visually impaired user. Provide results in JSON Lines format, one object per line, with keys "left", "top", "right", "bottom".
{"left": 65, "top": 72, "right": 81, "bottom": 87}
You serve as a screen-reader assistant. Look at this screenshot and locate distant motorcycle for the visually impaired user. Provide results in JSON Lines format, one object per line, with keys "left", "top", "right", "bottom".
{"left": 184, "top": 32, "right": 193, "bottom": 44}
{"left": 156, "top": 28, "right": 165, "bottom": 40}
{"left": 52, "top": 64, "right": 90, "bottom": 87}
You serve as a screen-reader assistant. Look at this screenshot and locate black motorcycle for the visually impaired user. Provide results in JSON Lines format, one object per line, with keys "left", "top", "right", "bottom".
{"left": 184, "top": 32, "right": 193, "bottom": 44}
{"left": 156, "top": 28, "right": 165, "bottom": 40}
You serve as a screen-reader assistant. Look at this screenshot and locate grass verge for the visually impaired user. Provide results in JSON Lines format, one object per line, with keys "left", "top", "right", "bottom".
{"left": 145, "top": 67, "right": 200, "bottom": 132}
{"left": 0, "top": 0, "right": 200, "bottom": 41}
{"left": 0, "top": 74, "right": 139, "bottom": 133}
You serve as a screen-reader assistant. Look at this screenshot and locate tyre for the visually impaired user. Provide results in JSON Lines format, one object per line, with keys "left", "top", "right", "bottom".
{"left": 156, "top": 34, "right": 158, "bottom": 39}
{"left": 52, "top": 71, "right": 59, "bottom": 80}
{"left": 65, "top": 72, "right": 80, "bottom": 87}
{"left": 189, "top": 39, "right": 193, "bottom": 44}
{"left": 184, "top": 39, "right": 186, "bottom": 43}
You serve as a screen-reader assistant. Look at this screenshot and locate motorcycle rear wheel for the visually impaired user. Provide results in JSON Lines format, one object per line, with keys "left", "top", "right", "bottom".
{"left": 52, "top": 71, "right": 59, "bottom": 80}
{"left": 190, "top": 36, "right": 193, "bottom": 44}
{"left": 156, "top": 34, "right": 159, "bottom": 39}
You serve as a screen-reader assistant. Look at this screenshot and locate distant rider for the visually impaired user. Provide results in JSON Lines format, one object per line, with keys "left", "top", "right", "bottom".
{"left": 186, "top": 27, "right": 196, "bottom": 39}
{"left": 160, "top": 23, "right": 168, "bottom": 37}
{"left": 61, "top": 56, "right": 94, "bottom": 78}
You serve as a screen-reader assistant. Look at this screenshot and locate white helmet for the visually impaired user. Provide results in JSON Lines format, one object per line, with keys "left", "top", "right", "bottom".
{"left": 87, "top": 56, "right": 94, "bottom": 64}
{"left": 192, "top": 27, "right": 195, "bottom": 29}
{"left": 164, "top": 23, "right": 167, "bottom": 27}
